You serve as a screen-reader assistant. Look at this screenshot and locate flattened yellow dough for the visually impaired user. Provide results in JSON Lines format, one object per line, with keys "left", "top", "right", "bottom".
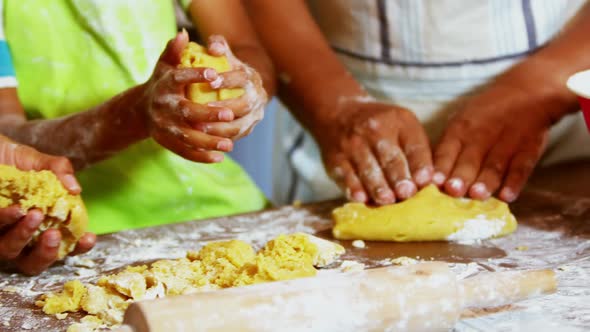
{"left": 179, "top": 42, "right": 244, "bottom": 104}
{"left": 332, "top": 185, "right": 517, "bottom": 242}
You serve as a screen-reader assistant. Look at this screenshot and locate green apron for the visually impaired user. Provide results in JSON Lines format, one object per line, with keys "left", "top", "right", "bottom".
{"left": 4, "top": 0, "right": 266, "bottom": 234}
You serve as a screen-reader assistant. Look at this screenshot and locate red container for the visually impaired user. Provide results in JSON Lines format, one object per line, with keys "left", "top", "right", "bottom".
{"left": 580, "top": 97, "right": 590, "bottom": 131}
{"left": 567, "top": 69, "right": 590, "bottom": 131}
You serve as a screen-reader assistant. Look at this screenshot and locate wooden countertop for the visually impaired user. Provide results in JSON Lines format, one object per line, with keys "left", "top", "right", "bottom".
{"left": 1, "top": 161, "right": 589, "bottom": 331}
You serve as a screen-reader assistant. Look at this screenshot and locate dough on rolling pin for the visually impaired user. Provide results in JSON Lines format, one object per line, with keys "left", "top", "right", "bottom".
{"left": 332, "top": 185, "right": 517, "bottom": 242}
{"left": 36, "top": 233, "right": 344, "bottom": 330}
{"left": 179, "top": 42, "right": 244, "bottom": 104}
{"left": 0, "top": 165, "right": 88, "bottom": 259}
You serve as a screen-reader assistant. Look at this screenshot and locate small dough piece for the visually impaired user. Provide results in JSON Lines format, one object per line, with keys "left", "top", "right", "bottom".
{"left": 332, "top": 185, "right": 517, "bottom": 242}
{"left": 339, "top": 260, "right": 365, "bottom": 272}
{"left": 389, "top": 257, "right": 419, "bottom": 266}
{"left": 0, "top": 165, "right": 88, "bottom": 258}
{"left": 97, "top": 271, "right": 146, "bottom": 300}
{"left": 37, "top": 280, "right": 87, "bottom": 315}
{"left": 351, "top": 240, "right": 366, "bottom": 249}
{"left": 299, "top": 233, "right": 345, "bottom": 267}
{"left": 179, "top": 42, "right": 244, "bottom": 104}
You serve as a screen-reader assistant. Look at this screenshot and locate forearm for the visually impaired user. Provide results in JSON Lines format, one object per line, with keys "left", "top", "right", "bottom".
{"left": 245, "top": 0, "right": 367, "bottom": 136}
{"left": 493, "top": 2, "right": 590, "bottom": 121}
{"left": 0, "top": 85, "right": 148, "bottom": 169}
{"left": 189, "top": 0, "right": 276, "bottom": 96}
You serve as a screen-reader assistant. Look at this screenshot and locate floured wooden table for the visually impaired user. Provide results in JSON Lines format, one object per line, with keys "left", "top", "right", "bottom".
{"left": 1, "top": 162, "right": 589, "bottom": 331}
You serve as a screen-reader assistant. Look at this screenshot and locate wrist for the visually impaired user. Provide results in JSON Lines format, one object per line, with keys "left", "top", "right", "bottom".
{"left": 307, "top": 82, "right": 371, "bottom": 136}
{"left": 496, "top": 56, "right": 580, "bottom": 123}
{"left": 125, "top": 83, "right": 151, "bottom": 140}
{"left": 233, "top": 44, "right": 277, "bottom": 96}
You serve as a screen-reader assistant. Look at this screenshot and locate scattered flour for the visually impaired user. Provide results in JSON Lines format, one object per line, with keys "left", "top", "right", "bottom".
{"left": 447, "top": 215, "right": 506, "bottom": 243}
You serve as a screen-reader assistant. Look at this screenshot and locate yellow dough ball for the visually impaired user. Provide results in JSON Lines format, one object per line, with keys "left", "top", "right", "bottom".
{"left": 179, "top": 42, "right": 244, "bottom": 104}
{"left": 0, "top": 165, "right": 88, "bottom": 259}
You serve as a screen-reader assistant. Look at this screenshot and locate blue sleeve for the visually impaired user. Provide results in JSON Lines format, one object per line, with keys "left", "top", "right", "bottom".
{"left": 0, "top": 1, "right": 17, "bottom": 88}
{"left": 0, "top": 40, "right": 15, "bottom": 76}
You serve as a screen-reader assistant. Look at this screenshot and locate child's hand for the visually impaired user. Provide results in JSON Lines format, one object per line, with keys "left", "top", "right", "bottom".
{"left": 141, "top": 31, "right": 236, "bottom": 163}
{"left": 194, "top": 35, "right": 267, "bottom": 141}
{"left": 0, "top": 136, "right": 96, "bottom": 275}
{"left": 433, "top": 85, "right": 553, "bottom": 202}
{"left": 318, "top": 99, "right": 433, "bottom": 205}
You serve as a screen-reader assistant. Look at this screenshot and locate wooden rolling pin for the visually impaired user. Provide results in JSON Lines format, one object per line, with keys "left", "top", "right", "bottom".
{"left": 114, "top": 262, "right": 555, "bottom": 332}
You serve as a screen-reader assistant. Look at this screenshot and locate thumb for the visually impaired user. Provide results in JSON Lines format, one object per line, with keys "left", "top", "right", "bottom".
{"left": 207, "top": 35, "right": 241, "bottom": 67}
{"left": 159, "top": 30, "right": 189, "bottom": 65}
{"left": 43, "top": 156, "right": 81, "bottom": 195}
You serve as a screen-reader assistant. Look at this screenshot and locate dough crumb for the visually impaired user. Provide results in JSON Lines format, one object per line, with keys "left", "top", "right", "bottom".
{"left": 516, "top": 245, "right": 529, "bottom": 251}
{"left": 352, "top": 240, "right": 366, "bottom": 248}
{"left": 66, "top": 315, "right": 104, "bottom": 332}
{"left": 56, "top": 313, "right": 68, "bottom": 320}
{"left": 389, "top": 256, "right": 419, "bottom": 266}
{"left": 339, "top": 260, "right": 365, "bottom": 272}
{"left": 2, "top": 286, "right": 20, "bottom": 293}
{"left": 65, "top": 256, "right": 96, "bottom": 268}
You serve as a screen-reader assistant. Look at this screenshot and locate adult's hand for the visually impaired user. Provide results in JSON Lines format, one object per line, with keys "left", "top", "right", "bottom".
{"left": 319, "top": 99, "right": 433, "bottom": 205}
{"left": 433, "top": 85, "right": 555, "bottom": 202}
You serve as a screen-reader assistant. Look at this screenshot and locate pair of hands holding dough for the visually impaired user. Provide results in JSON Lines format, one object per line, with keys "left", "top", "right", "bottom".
{"left": 142, "top": 31, "right": 267, "bottom": 163}
{"left": 0, "top": 136, "right": 95, "bottom": 275}
{"left": 321, "top": 86, "right": 551, "bottom": 206}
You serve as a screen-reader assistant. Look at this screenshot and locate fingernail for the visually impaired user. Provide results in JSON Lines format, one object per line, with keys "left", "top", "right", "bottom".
{"left": 216, "top": 140, "right": 232, "bottom": 151}
{"left": 204, "top": 68, "right": 218, "bottom": 81}
{"left": 414, "top": 168, "right": 432, "bottom": 186}
{"left": 500, "top": 188, "right": 517, "bottom": 203}
{"left": 433, "top": 172, "right": 446, "bottom": 185}
{"left": 344, "top": 188, "right": 352, "bottom": 200}
{"left": 218, "top": 109, "right": 234, "bottom": 121}
{"left": 46, "top": 233, "right": 61, "bottom": 248}
{"left": 471, "top": 182, "right": 490, "bottom": 198}
{"left": 211, "top": 153, "right": 224, "bottom": 162}
{"left": 448, "top": 178, "right": 464, "bottom": 191}
{"left": 352, "top": 191, "right": 367, "bottom": 202}
{"left": 62, "top": 174, "right": 81, "bottom": 193}
{"left": 26, "top": 214, "right": 42, "bottom": 230}
{"left": 375, "top": 187, "right": 394, "bottom": 201}
{"left": 395, "top": 180, "right": 417, "bottom": 199}
{"left": 209, "top": 76, "right": 223, "bottom": 89}
{"left": 210, "top": 42, "right": 225, "bottom": 54}
{"left": 14, "top": 208, "right": 26, "bottom": 220}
